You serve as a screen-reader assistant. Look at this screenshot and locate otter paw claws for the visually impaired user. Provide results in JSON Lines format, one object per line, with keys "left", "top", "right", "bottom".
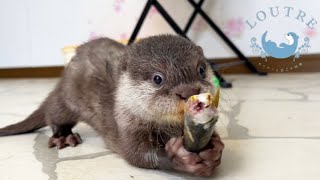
{"left": 48, "top": 133, "right": 82, "bottom": 149}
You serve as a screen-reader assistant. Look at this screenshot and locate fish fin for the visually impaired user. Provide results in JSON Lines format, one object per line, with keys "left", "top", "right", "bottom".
{"left": 213, "top": 87, "right": 220, "bottom": 108}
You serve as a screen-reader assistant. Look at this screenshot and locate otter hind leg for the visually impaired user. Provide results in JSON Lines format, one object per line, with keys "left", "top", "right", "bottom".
{"left": 48, "top": 124, "right": 82, "bottom": 149}
{"left": 45, "top": 99, "right": 82, "bottom": 149}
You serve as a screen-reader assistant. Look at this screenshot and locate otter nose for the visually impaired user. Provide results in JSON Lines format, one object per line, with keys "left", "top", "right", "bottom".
{"left": 175, "top": 87, "right": 200, "bottom": 100}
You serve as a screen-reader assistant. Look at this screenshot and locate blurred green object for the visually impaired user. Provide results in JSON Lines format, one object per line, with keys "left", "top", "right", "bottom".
{"left": 213, "top": 76, "right": 220, "bottom": 87}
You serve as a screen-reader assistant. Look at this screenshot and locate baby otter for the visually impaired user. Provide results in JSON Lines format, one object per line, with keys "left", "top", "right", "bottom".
{"left": 0, "top": 35, "right": 224, "bottom": 176}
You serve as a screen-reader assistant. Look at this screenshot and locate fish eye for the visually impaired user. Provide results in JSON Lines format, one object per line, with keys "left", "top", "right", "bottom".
{"left": 152, "top": 73, "right": 164, "bottom": 86}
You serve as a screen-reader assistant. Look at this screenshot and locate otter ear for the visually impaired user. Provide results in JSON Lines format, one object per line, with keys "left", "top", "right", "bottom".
{"left": 196, "top": 46, "right": 204, "bottom": 56}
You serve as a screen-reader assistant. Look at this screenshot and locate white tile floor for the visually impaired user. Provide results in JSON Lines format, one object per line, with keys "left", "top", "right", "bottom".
{"left": 1, "top": 73, "right": 320, "bottom": 180}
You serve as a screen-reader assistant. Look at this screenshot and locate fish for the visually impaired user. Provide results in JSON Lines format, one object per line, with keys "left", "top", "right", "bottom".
{"left": 183, "top": 89, "right": 220, "bottom": 152}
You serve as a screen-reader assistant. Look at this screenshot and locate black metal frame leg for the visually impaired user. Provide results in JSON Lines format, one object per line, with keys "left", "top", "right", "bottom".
{"left": 152, "top": 0, "right": 186, "bottom": 37}
{"left": 186, "top": 0, "right": 266, "bottom": 76}
{"left": 128, "top": 0, "right": 153, "bottom": 44}
{"left": 183, "top": 0, "right": 205, "bottom": 34}
{"left": 183, "top": 0, "right": 232, "bottom": 88}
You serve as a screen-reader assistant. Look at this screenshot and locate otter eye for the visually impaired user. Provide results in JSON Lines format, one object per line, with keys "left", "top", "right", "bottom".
{"left": 152, "top": 73, "right": 164, "bottom": 86}
{"left": 197, "top": 65, "right": 206, "bottom": 79}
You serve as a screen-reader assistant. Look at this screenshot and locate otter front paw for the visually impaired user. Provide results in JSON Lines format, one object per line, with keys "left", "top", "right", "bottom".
{"left": 164, "top": 137, "right": 222, "bottom": 177}
{"left": 198, "top": 133, "right": 224, "bottom": 173}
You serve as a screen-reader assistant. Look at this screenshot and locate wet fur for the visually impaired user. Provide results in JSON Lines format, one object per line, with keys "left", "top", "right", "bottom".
{"left": 0, "top": 34, "right": 215, "bottom": 169}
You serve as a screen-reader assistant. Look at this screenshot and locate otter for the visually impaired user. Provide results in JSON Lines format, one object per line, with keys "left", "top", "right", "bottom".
{"left": 0, "top": 35, "right": 224, "bottom": 176}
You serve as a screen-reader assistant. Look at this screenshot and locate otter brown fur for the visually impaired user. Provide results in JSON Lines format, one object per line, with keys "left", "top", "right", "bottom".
{"left": 0, "top": 35, "right": 224, "bottom": 176}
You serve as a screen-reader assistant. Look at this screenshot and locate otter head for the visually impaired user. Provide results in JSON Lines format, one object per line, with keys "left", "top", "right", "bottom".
{"left": 285, "top": 32, "right": 299, "bottom": 45}
{"left": 116, "top": 35, "right": 215, "bottom": 125}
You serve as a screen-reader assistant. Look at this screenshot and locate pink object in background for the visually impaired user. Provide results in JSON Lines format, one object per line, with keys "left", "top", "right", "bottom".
{"left": 192, "top": 18, "right": 207, "bottom": 32}
{"left": 88, "top": 32, "right": 103, "bottom": 41}
{"left": 119, "top": 33, "right": 128, "bottom": 41}
{"left": 118, "top": 33, "right": 129, "bottom": 44}
{"left": 148, "top": 6, "right": 159, "bottom": 18}
{"left": 304, "top": 27, "right": 317, "bottom": 38}
{"left": 113, "top": 0, "right": 125, "bottom": 13}
{"left": 224, "top": 18, "right": 245, "bottom": 38}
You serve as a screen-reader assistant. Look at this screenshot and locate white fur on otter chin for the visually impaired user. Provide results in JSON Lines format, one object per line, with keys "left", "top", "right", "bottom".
{"left": 115, "top": 73, "right": 181, "bottom": 125}
{"left": 115, "top": 71, "right": 215, "bottom": 127}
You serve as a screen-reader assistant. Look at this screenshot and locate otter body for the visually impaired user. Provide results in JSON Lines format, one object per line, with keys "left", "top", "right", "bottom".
{"left": 0, "top": 35, "right": 224, "bottom": 176}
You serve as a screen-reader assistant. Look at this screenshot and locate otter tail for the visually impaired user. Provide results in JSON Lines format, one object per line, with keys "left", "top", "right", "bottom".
{"left": 0, "top": 107, "right": 47, "bottom": 136}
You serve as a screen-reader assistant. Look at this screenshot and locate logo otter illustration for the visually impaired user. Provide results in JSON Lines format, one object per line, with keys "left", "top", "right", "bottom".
{"left": 250, "top": 31, "right": 310, "bottom": 61}
{"left": 261, "top": 31, "right": 299, "bottom": 59}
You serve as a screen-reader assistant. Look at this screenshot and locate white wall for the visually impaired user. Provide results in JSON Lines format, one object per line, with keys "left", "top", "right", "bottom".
{"left": 0, "top": 0, "right": 319, "bottom": 68}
